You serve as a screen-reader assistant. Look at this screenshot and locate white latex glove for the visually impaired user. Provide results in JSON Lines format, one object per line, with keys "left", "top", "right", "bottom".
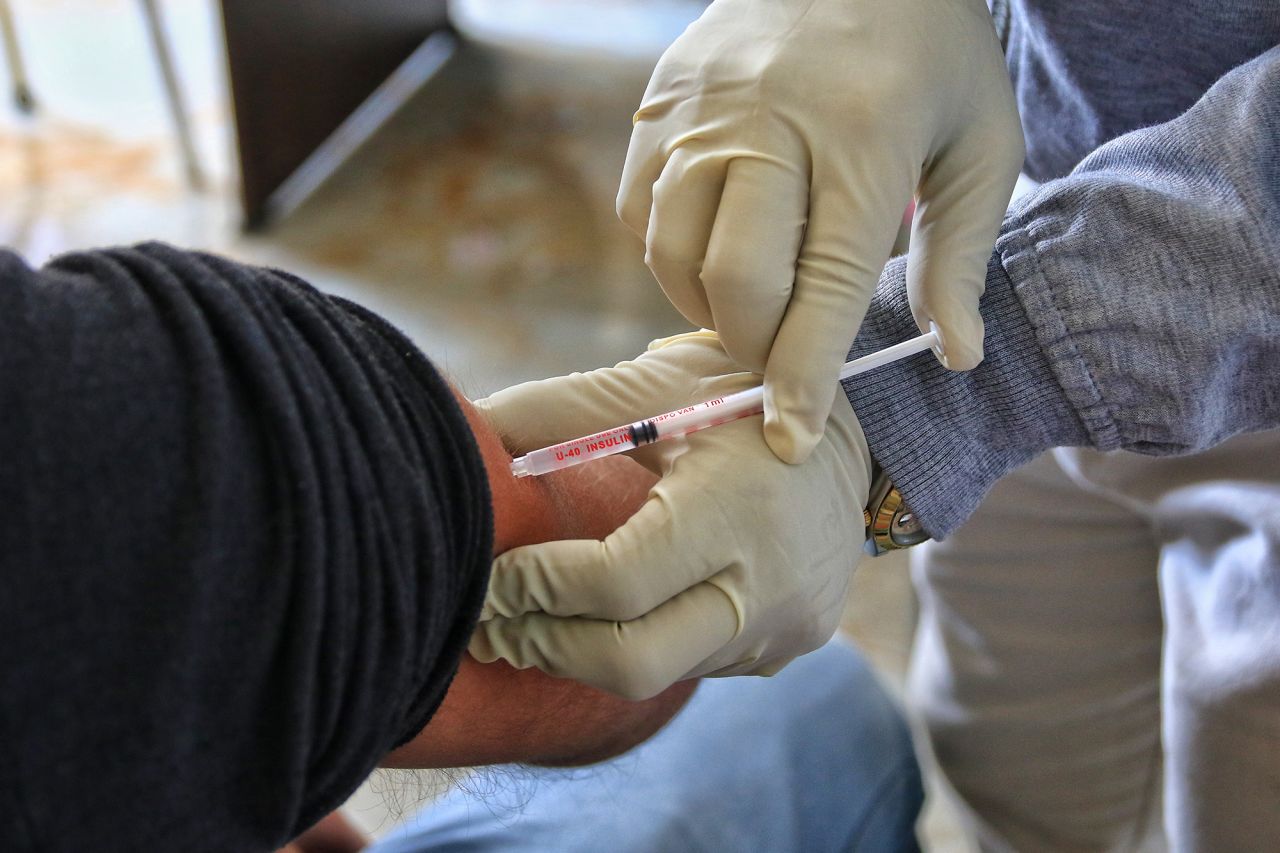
{"left": 618, "top": 0, "right": 1024, "bottom": 463}
{"left": 470, "top": 331, "right": 870, "bottom": 700}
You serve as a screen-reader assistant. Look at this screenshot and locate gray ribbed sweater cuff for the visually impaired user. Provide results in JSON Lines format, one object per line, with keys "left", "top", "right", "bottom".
{"left": 841, "top": 254, "right": 1089, "bottom": 539}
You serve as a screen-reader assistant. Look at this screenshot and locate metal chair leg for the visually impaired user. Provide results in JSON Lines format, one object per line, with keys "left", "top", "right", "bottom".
{"left": 139, "top": 0, "right": 206, "bottom": 189}
{"left": 0, "top": 0, "right": 36, "bottom": 113}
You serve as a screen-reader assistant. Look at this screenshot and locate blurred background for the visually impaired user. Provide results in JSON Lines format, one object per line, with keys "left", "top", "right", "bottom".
{"left": 0, "top": 0, "right": 963, "bottom": 846}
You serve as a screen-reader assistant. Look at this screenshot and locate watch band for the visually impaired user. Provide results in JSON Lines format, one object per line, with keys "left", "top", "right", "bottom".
{"left": 863, "top": 461, "right": 930, "bottom": 556}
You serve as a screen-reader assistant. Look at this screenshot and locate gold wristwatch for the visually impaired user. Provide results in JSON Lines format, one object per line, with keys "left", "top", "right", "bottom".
{"left": 863, "top": 461, "right": 930, "bottom": 556}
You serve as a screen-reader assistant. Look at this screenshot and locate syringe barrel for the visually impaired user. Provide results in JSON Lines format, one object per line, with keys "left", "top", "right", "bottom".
{"left": 510, "top": 423, "right": 638, "bottom": 477}
{"left": 649, "top": 386, "right": 765, "bottom": 440}
{"left": 509, "top": 389, "right": 764, "bottom": 477}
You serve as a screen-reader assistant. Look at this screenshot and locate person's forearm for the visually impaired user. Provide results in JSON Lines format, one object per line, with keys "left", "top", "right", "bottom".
{"left": 384, "top": 452, "right": 699, "bottom": 769}
{"left": 384, "top": 654, "right": 697, "bottom": 768}
{"left": 845, "top": 47, "right": 1280, "bottom": 539}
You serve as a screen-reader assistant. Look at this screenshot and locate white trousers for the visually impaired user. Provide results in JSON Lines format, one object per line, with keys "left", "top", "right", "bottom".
{"left": 909, "top": 429, "right": 1280, "bottom": 852}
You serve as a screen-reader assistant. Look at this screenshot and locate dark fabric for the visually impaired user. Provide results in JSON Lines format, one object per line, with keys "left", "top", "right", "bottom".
{"left": 0, "top": 244, "right": 493, "bottom": 851}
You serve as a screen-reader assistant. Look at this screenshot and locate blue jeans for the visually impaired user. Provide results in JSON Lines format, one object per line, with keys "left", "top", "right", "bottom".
{"left": 373, "top": 637, "right": 922, "bottom": 852}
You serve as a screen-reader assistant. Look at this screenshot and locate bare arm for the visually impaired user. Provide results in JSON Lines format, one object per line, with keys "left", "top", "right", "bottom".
{"left": 384, "top": 407, "right": 697, "bottom": 769}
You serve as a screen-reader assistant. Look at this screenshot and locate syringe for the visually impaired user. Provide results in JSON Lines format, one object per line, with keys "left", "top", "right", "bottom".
{"left": 510, "top": 327, "right": 942, "bottom": 478}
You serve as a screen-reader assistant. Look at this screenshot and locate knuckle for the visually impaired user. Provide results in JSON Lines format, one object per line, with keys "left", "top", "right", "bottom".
{"left": 642, "top": 246, "right": 660, "bottom": 271}
{"left": 616, "top": 188, "right": 647, "bottom": 234}
{"left": 699, "top": 254, "right": 759, "bottom": 295}
{"left": 643, "top": 232, "right": 684, "bottom": 271}
{"left": 614, "top": 189, "right": 634, "bottom": 223}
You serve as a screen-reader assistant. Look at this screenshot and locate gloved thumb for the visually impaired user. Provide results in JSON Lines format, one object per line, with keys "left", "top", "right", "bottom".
{"left": 903, "top": 209, "right": 990, "bottom": 370}
{"left": 905, "top": 237, "right": 987, "bottom": 371}
{"left": 906, "top": 117, "right": 1022, "bottom": 370}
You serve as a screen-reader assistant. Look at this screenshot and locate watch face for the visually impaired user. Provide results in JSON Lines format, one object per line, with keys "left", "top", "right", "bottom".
{"left": 887, "top": 506, "right": 929, "bottom": 548}
{"left": 865, "top": 466, "right": 930, "bottom": 555}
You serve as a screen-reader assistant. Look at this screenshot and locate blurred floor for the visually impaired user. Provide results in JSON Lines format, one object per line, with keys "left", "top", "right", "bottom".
{"left": 0, "top": 0, "right": 965, "bottom": 848}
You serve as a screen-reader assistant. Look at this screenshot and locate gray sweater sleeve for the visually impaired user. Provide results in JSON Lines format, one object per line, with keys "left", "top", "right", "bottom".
{"left": 843, "top": 46, "right": 1280, "bottom": 539}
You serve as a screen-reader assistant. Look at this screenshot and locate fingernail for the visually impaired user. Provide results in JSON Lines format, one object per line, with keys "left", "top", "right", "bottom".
{"left": 928, "top": 321, "right": 946, "bottom": 361}
{"left": 940, "top": 335, "right": 984, "bottom": 371}
{"left": 931, "top": 318, "right": 985, "bottom": 371}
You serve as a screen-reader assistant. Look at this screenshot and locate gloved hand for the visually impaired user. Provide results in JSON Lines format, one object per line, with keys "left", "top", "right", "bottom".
{"left": 470, "top": 331, "right": 870, "bottom": 700}
{"left": 618, "top": 0, "right": 1023, "bottom": 463}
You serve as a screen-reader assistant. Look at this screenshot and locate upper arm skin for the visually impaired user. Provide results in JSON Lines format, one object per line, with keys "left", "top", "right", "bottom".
{"left": 384, "top": 408, "right": 698, "bottom": 770}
